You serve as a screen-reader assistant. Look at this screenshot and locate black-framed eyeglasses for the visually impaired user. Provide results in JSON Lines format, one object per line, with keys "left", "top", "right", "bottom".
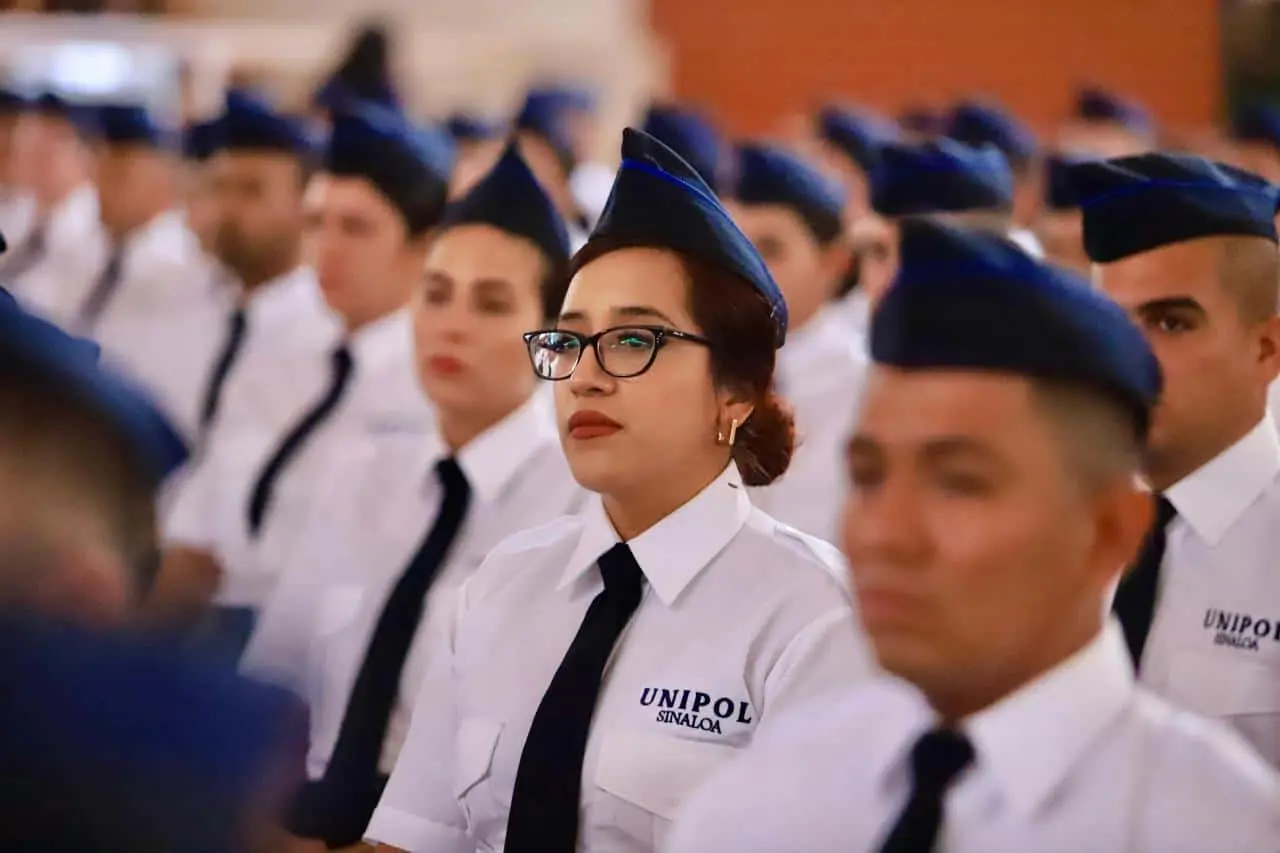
{"left": 523, "top": 325, "right": 712, "bottom": 381}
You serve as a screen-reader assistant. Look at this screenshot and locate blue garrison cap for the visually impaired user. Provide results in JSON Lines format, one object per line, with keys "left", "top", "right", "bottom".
{"left": 816, "top": 105, "right": 898, "bottom": 174}
{"left": 445, "top": 113, "right": 501, "bottom": 143}
{"left": 1066, "top": 153, "right": 1280, "bottom": 263}
{"left": 1043, "top": 153, "right": 1089, "bottom": 212}
{"left": 0, "top": 615, "right": 305, "bottom": 853}
{"left": 326, "top": 103, "right": 454, "bottom": 233}
{"left": 873, "top": 219, "right": 1161, "bottom": 438}
{"left": 514, "top": 87, "right": 583, "bottom": 175}
{"left": 95, "top": 103, "right": 176, "bottom": 149}
{"left": 947, "top": 99, "right": 1037, "bottom": 170}
{"left": 731, "top": 142, "right": 846, "bottom": 242}
{"left": 440, "top": 140, "right": 570, "bottom": 268}
{"left": 641, "top": 104, "right": 725, "bottom": 191}
{"left": 0, "top": 299, "right": 186, "bottom": 481}
{"left": 582, "top": 127, "right": 788, "bottom": 345}
{"left": 1231, "top": 104, "right": 1280, "bottom": 150}
{"left": 898, "top": 106, "right": 946, "bottom": 138}
{"left": 871, "top": 138, "right": 1014, "bottom": 217}
{"left": 217, "top": 89, "right": 317, "bottom": 155}
{"left": 312, "top": 22, "right": 399, "bottom": 113}
{"left": 1075, "top": 87, "right": 1151, "bottom": 133}
{"left": 182, "top": 118, "right": 221, "bottom": 161}
{"left": 0, "top": 87, "right": 26, "bottom": 114}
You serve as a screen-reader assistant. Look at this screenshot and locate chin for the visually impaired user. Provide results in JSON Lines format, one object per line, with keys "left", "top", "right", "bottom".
{"left": 562, "top": 450, "right": 626, "bottom": 496}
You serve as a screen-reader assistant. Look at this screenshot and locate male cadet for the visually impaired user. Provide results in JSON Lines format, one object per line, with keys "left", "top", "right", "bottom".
{"left": 65, "top": 103, "right": 223, "bottom": 443}
{"left": 1059, "top": 85, "right": 1155, "bottom": 158}
{"left": 1034, "top": 153, "right": 1088, "bottom": 274}
{"left": 157, "top": 103, "right": 451, "bottom": 656}
{"left": 1229, "top": 104, "right": 1280, "bottom": 184}
{"left": 666, "top": 220, "right": 1280, "bottom": 853}
{"left": 180, "top": 117, "right": 223, "bottom": 255}
{"left": 2, "top": 92, "right": 106, "bottom": 322}
{"left": 511, "top": 86, "right": 592, "bottom": 242}
{"left": 946, "top": 98, "right": 1043, "bottom": 257}
{"left": 1068, "top": 153, "right": 1280, "bottom": 770}
{"left": 155, "top": 88, "right": 342, "bottom": 626}
{"left": 724, "top": 142, "right": 867, "bottom": 543}
{"left": 844, "top": 137, "right": 1015, "bottom": 336}
{"left": 812, "top": 104, "right": 899, "bottom": 221}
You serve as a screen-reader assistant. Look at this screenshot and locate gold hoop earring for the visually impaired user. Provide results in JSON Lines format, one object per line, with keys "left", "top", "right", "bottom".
{"left": 718, "top": 418, "right": 740, "bottom": 447}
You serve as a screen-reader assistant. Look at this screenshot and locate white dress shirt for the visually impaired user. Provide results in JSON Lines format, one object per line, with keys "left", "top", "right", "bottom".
{"left": 1138, "top": 412, "right": 1280, "bottom": 769}
{"left": 0, "top": 189, "right": 35, "bottom": 248}
{"left": 366, "top": 463, "right": 874, "bottom": 853}
{"left": 241, "top": 392, "right": 585, "bottom": 778}
{"left": 751, "top": 306, "right": 868, "bottom": 543}
{"left": 666, "top": 623, "right": 1280, "bottom": 853}
{"left": 836, "top": 288, "right": 872, "bottom": 339}
{"left": 76, "top": 210, "right": 227, "bottom": 441}
{"left": 166, "top": 303, "right": 431, "bottom": 609}
{"left": 5, "top": 184, "right": 107, "bottom": 324}
{"left": 1008, "top": 227, "right": 1045, "bottom": 259}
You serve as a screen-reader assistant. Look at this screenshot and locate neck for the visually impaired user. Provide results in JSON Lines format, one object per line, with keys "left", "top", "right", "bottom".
{"left": 437, "top": 397, "right": 524, "bottom": 453}
{"left": 1145, "top": 409, "right": 1263, "bottom": 492}
{"left": 602, "top": 454, "right": 730, "bottom": 541}
{"left": 925, "top": 604, "right": 1103, "bottom": 726}
{"left": 238, "top": 250, "right": 299, "bottom": 292}
{"left": 106, "top": 204, "right": 168, "bottom": 247}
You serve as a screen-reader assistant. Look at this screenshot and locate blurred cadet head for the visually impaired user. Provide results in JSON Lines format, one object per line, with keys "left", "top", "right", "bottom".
{"left": 640, "top": 103, "right": 726, "bottom": 192}
{"left": 844, "top": 219, "right": 1159, "bottom": 721}
{"left": 513, "top": 86, "right": 591, "bottom": 221}
{"left": 1229, "top": 104, "right": 1280, "bottom": 184}
{"left": 0, "top": 615, "right": 305, "bottom": 853}
{"left": 209, "top": 90, "right": 318, "bottom": 287}
{"left": 860, "top": 138, "right": 1015, "bottom": 306}
{"left": 443, "top": 114, "right": 504, "bottom": 201}
{"left": 306, "top": 103, "right": 452, "bottom": 330}
{"left": 1034, "top": 153, "right": 1088, "bottom": 274}
{"left": 91, "top": 104, "right": 180, "bottom": 242}
{"left": 0, "top": 88, "right": 26, "bottom": 188}
{"left": 0, "top": 300, "right": 186, "bottom": 625}
{"left": 10, "top": 92, "right": 96, "bottom": 210}
{"left": 417, "top": 142, "right": 570, "bottom": 446}
{"left": 725, "top": 143, "right": 849, "bottom": 330}
{"left": 897, "top": 105, "right": 946, "bottom": 141}
{"left": 1060, "top": 86, "right": 1154, "bottom": 158}
{"left": 1070, "top": 153, "right": 1280, "bottom": 491}
{"left": 947, "top": 98, "right": 1041, "bottom": 227}
{"left": 180, "top": 118, "right": 222, "bottom": 255}
{"left": 311, "top": 20, "right": 400, "bottom": 121}
{"left": 813, "top": 105, "right": 899, "bottom": 221}
{"left": 552, "top": 129, "right": 793, "bottom": 504}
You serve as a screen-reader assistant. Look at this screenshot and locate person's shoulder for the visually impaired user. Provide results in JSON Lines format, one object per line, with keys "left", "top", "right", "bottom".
{"left": 735, "top": 507, "right": 852, "bottom": 600}
{"left": 1131, "top": 690, "right": 1280, "bottom": 840}
{"left": 460, "top": 513, "right": 588, "bottom": 604}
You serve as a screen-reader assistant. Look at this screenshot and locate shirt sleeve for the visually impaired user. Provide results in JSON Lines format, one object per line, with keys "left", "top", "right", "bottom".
{"left": 759, "top": 605, "right": 875, "bottom": 722}
{"left": 159, "top": 454, "right": 216, "bottom": 546}
{"left": 364, "top": 581, "right": 473, "bottom": 853}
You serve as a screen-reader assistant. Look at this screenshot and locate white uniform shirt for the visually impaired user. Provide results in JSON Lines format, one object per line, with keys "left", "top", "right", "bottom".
{"left": 166, "top": 304, "right": 430, "bottom": 609}
{"left": 241, "top": 392, "right": 585, "bottom": 778}
{"left": 76, "top": 210, "right": 227, "bottom": 441}
{"left": 751, "top": 306, "right": 868, "bottom": 543}
{"left": 1008, "top": 227, "right": 1045, "bottom": 259}
{"left": 0, "top": 190, "right": 35, "bottom": 248}
{"left": 5, "top": 184, "right": 107, "bottom": 324}
{"left": 666, "top": 624, "right": 1280, "bottom": 853}
{"left": 836, "top": 287, "right": 872, "bottom": 339}
{"left": 1138, "top": 413, "right": 1280, "bottom": 768}
{"left": 366, "top": 463, "right": 874, "bottom": 853}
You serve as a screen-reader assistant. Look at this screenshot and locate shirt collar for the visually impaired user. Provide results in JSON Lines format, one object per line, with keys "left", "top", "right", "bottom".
{"left": 244, "top": 265, "right": 338, "bottom": 330}
{"left": 449, "top": 391, "right": 558, "bottom": 505}
{"left": 348, "top": 307, "right": 412, "bottom": 373}
{"left": 118, "top": 209, "right": 195, "bottom": 266}
{"left": 961, "top": 623, "right": 1134, "bottom": 818}
{"left": 556, "top": 463, "right": 752, "bottom": 605}
{"left": 1165, "top": 413, "right": 1280, "bottom": 545}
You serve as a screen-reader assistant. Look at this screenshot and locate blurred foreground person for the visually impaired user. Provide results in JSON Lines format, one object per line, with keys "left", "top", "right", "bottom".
{"left": 667, "top": 221, "right": 1280, "bottom": 853}
{"left": 1034, "top": 154, "right": 1088, "bottom": 274}
{"left": 1072, "top": 154, "right": 1280, "bottom": 769}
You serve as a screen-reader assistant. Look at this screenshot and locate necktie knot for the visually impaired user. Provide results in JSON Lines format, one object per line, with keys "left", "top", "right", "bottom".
{"left": 1155, "top": 494, "right": 1177, "bottom": 529}
{"left": 909, "top": 728, "right": 974, "bottom": 795}
{"left": 598, "top": 543, "right": 643, "bottom": 603}
{"left": 332, "top": 344, "right": 354, "bottom": 372}
{"left": 434, "top": 457, "right": 470, "bottom": 497}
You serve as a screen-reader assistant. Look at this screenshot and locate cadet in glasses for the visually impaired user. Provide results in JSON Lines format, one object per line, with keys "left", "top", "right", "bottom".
{"left": 367, "top": 128, "right": 872, "bottom": 853}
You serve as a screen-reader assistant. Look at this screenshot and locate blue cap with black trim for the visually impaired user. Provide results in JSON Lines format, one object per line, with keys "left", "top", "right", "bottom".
{"left": 730, "top": 142, "right": 846, "bottom": 242}
{"left": 947, "top": 99, "right": 1037, "bottom": 170}
{"left": 871, "top": 138, "right": 1014, "bottom": 217}
{"left": 217, "top": 89, "right": 318, "bottom": 155}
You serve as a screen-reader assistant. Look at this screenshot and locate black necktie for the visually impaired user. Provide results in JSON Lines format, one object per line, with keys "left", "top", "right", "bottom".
{"left": 505, "top": 543, "right": 645, "bottom": 853}
{"left": 288, "top": 458, "right": 472, "bottom": 848}
{"left": 74, "top": 248, "right": 125, "bottom": 334}
{"left": 245, "top": 345, "right": 354, "bottom": 538}
{"left": 196, "top": 307, "right": 248, "bottom": 436}
{"left": 2, "top": 220, "right": 48, "bottom": 280}
{"left": 1112, "top": 494, "right": 1178, "bottom": 668}
{"left": 877, "top": 728, "right": 975, "bottom": 853}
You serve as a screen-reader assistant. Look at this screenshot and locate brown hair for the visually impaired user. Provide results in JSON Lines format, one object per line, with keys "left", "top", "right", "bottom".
{"left": 572, "top": 238, "right": 796, "bottom": 486}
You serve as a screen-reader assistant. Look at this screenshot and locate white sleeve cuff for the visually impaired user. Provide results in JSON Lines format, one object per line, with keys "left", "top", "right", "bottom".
{"left": 364, "top": 806, "right": 471, "bottom": 853}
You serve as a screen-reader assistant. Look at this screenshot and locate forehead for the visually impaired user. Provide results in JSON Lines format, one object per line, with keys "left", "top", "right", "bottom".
{"left": 858, "top": 365, "right": 1053, "bottom": 451}
{"left": 849, "top": 213, "right": 895, "bottom": 244}
{"left": 426, "top": 224, "right": 544, "bottom": 279}
{"left": 304, "top": 173, "right": 390, "bottom": 214}
{"left": 1094, "top": 238, "right": 1223, "bottom": 305}
{"left": 213, "top": 149, "right": 298, "bottom": 179}
{"left": 561, "top": 247, "right": 692, "bottom": 323}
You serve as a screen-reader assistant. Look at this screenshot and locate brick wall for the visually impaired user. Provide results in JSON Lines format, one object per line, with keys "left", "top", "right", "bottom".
{"left": 649, "top": 0, "right": 1220, "bottom": 136}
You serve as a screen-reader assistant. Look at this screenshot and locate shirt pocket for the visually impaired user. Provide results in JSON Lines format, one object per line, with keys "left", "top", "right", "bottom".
{"left": 1170, "top": 650, "right": 1280, "bottom": 766}
{"left": 453, "top": 717, "right": 505, "bottom": 833}
{"left": 593, "top": 729, "right": 740, "bottom": 850}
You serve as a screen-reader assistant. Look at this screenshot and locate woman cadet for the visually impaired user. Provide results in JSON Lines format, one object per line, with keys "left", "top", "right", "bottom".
{"left": 239, "top": 143, "right": 586, "bottom": 851}
{"left": 364, "top": 128, "right": 874, "bottom": 853}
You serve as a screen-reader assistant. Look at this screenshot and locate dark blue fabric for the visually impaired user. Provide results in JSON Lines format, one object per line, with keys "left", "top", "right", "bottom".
{"left": 946, "top": 99, "right": 1037, "bottom": 168}
{"left": 872, "top": 219, "right": 1161, "bottom": 439}
{"left": 1066, "top": 152, "right": 1280, "bottom": 262}
{"left": 731, "top": 142, "right": 845, "bottom": 240}
{"left": 1231, "top": 104, "right": 1280, "bottom": 150}
{"left": 641, "top": 103, "right": 725, "bottom": 191}
{"left": 1075, "top": 86, "right": 1152, "bottom": 133}
{"left": 816, "top": 105, "right": 898, "bottom": 173}
{"left": 446, "top": 113, "right": 501, "bottom": 142}
{"left": 871, "top": 138, "right": 1014, "bottom": 217}
{"left": 95, "top": 103, "right": 176, "bottom": 148}
{"left": 216, "top": 89, "right": 318, "bottom": 155}
{"left": 1043, "top": 153, "right": 1092, "bottom": 212}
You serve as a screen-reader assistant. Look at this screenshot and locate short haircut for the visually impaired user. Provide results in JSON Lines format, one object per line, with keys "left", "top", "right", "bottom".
{"left": 0, "top": 364, "right": 157, "bottom": 595}
{"left": 1030, "top": 378, "right": 1143, "bottom": 492}
{"left": 1216, "top": 236, "right": 1280, "bottom": 324}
